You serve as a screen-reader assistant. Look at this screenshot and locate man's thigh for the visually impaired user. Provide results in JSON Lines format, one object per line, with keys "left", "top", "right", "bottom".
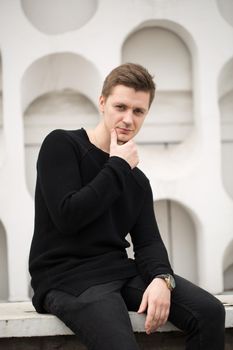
{"left": 121, "top": 274, "right": 146, "bottom": 311}
{"left": 168, "top": 274, "right": 225, "bottom": 350}
{"left": 169, "top": 274, "right": 225, "bottom": 329}
{"left": 43, "top": 281, "right": 140, "bottom": 350}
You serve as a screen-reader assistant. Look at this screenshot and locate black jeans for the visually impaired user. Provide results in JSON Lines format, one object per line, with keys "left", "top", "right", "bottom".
{"left": 43, "top": 274, "right": 225, "bottom": 350}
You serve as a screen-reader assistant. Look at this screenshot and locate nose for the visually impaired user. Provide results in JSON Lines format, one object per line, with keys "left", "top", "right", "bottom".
{"left": 122, "top": 109, "right": 133, "bottom": 126}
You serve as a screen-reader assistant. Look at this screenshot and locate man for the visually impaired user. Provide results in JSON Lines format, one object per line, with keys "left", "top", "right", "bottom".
{"left": 29, "top": 63, "right": 225, "bottom": 350}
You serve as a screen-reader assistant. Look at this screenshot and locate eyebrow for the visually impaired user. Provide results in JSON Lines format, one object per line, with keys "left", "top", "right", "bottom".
{"left": 134, "top": 107, "right": 147, "bottom": 113}
{"left": 114, "top": 102, "right": 147, "bottom": 113}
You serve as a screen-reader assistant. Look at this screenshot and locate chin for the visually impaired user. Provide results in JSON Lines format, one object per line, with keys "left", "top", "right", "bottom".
{"left": 117, "top": 136, "right": 131, "bottom": 144}
{"left": 117, "top": 130, "right": 135, "bottom": 141}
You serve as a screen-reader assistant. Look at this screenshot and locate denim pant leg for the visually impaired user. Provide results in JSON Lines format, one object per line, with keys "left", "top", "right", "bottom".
{"left": 43, "top": 274, "right": 225, "bottom": 350}
{"left": 169, "top": 274, "right": 225, "bottom": 350}
{"left": 122, "top": 274, "right": 226, "bottom": 350}
{"left": 43, "top": 280, "right": 140, "bottom": 350}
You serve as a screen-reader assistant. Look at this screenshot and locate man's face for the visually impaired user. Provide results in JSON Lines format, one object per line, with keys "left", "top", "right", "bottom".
{"left": 99, "top": 85, "right": 150, "bottom": 144}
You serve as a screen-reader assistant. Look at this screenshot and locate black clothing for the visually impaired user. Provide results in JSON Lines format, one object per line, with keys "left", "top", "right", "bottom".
{"left": 43, "top": 274, "right": 225, "bottom": 350}
{"left": 29, "top": 128, "right": 173, "bottom": 313}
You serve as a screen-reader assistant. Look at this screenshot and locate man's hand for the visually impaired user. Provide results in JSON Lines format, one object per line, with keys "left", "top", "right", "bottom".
{"left": 110, "top": 129, "right": 139, "bottom": 169}
{"left": 137, "top": 278, "right": 171, "bottom": 334}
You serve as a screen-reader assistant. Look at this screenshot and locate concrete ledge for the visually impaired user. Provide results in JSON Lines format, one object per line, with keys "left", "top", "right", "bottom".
{"left": 0, "top": 295, "right": 232, "bottom": 338}
{"left": 0, "top": 302, "right": 178, "bottom": 338}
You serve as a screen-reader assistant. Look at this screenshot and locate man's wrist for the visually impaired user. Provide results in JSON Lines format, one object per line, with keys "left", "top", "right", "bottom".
{"left": 155, "top": 274, "right": 176, "bottom": 291}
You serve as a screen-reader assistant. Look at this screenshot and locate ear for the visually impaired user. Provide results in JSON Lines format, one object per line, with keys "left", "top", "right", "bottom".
{"left": 99, "top": 95, "right": 106, "bottom": 114}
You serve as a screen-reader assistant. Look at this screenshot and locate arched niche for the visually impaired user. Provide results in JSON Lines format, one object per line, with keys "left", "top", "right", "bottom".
{"left": 126, "top": 198, "right": 198, "bottom": 284}
{"left": 0, "top": 220, "right": 9, "bottom": 301}
{"left": 122, "top": 24, "right": 194, "bottom": 145}
{"left": 216, "top": 0, "right": 233, "bottom": 27}
{"left": 22, "top": 53, "right": 100, "bottom": 197}
{"left": 154, "top": 199, "right": 198, "bottom": 284}
{"left": 21, "top": 0, "right": 97, "bottom": 35}
{"left": 223, "top": 239, "right": 233, "bottom": 291}
{"left": 218, "top": 57, "right": 233, "bottom": 199}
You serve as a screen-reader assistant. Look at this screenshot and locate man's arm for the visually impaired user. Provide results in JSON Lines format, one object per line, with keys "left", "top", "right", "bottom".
{"left": 130, "top": 182, "right": 174, "bottom": 333}
{"left": 130, "top": 182, "right": 173, "bottom": 280}
{"left": 37, "top": 129, "right": 133, "bottom": 234}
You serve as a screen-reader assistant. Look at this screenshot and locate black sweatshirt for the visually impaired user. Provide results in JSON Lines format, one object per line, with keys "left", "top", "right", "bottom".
{"left": 29, "top": 128, "right": 173, "bottom": 313}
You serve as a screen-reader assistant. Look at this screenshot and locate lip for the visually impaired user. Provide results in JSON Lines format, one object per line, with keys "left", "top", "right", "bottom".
{"left": 117, "top": 127, "right": 133, "bottom": 133}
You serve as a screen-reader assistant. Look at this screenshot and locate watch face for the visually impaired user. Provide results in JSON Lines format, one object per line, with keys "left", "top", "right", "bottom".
{"left": 164, "top": 275, "right": 175, "bottom": 290}
{"left": 156, "top": 274, "right": 176, "bottom": 290}
{"left": 168, "top": 275, "right": 176, "bottom": 289}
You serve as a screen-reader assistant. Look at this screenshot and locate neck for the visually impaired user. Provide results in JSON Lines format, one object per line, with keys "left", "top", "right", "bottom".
{"left": 87, "top": 122, "right": 110, "bottom": 153}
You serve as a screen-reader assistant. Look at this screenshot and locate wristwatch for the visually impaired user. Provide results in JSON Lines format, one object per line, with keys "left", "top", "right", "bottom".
{"left": 156, "top": 274, "right": 176, "bottom": 291}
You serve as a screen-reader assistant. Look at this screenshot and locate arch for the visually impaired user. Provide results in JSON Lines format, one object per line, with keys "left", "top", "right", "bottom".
{"left": 24, "top": 90, "right": 98, "bottom": 196}
{"left": 223, "top": 239, "right": 233, "bottom": 291}
{"left": 216, "top": 0, "right": 233, "bottom": 28}
{"left": 21, "top": 0, "right": 98, "bottom": 35}
{"left": 122, "top": 20, "right": 197, "bottom": 144}
{"left": 21, "top": 52, "right": 100, "bottom": 197}
{"left": 0, "top": 220, "right": 9, "bottom": 301}
{"left": 219, "top": 57, "right": 233, "bottom": 199}
{"left": 21, "top": 52, "right": 101, "bottom": 112}
{"left": 154, "top": 199, "right": 198, "bottom": 284}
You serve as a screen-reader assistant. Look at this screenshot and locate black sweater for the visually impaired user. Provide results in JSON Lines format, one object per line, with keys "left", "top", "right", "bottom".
{"left": 29, "top": 128, "right": 173, "bottom": 313}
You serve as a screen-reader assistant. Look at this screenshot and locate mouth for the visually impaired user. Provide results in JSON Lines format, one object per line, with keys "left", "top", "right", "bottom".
{"left": 116, "top": 127, "right": 133, "bottom": 134}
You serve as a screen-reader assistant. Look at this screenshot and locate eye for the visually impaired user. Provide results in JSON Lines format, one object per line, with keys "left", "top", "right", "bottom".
{"left": 115, "top": 104, "right": 125, "bottom": 111}
{"left": 134, "top": 109, "right": 144, "bottom": 116}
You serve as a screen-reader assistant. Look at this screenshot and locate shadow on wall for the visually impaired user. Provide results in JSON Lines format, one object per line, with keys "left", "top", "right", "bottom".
{"left": 0, "top": 220, "right": 9, "bottom": 301}
{"left": 223, "top": 239, "right": 233, "bottom": 292}
{"left": 219, "top": 57, "right": 233, "bottom": 200}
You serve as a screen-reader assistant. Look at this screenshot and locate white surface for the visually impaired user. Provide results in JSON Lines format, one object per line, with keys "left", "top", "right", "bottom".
{"left": 0, "top": 300, "right": 232, "bottom": 338}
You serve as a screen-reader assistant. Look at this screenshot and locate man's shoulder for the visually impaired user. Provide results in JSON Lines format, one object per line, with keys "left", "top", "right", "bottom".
{"left": 41, "top": 128, "right": 89, "bottom": 154}
{"left": 42, "top": 128, "right": 84, "bottom": 142}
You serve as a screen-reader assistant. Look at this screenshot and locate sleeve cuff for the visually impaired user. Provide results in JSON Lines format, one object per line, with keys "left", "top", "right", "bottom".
{"left": 108, "top": 156, "right": 132, "bottom": 174}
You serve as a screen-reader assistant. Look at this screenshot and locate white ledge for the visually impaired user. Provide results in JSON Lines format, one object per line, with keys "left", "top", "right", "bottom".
{"left": 0, "top": 297, "right": 232, "bottom": 338}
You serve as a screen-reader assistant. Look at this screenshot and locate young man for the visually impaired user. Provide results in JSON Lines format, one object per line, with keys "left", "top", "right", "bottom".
{"left": 29, "top": 63, "right": 225, "bottom": 350}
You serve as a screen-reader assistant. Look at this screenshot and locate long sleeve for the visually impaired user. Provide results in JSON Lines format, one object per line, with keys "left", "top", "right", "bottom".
{"left": 130, "top": 180, "right": 173, "bottom": 284}
{"left": 37, "top": 129, "right": 131, "bottom": 234}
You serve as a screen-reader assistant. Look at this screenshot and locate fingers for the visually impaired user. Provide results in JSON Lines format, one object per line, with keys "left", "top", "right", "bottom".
{"left": 145, "top": 303, "right": 156, "bottom": 334}
{"left": 137, "top": 292, "right": 148, "bottom": 314}
{"left": 109, "top": 128, "right": 139, "bottom": 169}
{"left": 138, "top": 292, "right": 168, "bottom": 334}
{"left": 151, "top": 308, "right": 169, "bottom": 333}
{"left": 110, "top": 128, "right": 117, "bottom": 146}
{"left": 146, "top": 305, "right": 170, "bottom": 334}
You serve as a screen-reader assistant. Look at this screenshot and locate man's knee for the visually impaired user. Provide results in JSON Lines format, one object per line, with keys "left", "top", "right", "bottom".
{"left": 200, "top": 295, "right": 225, "bottom": 329}
{"left": 210, "top": 298, "right": 225, "bottom": 325}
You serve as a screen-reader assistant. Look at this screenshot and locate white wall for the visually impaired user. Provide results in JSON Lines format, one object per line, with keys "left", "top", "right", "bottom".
{"left": 0, "top": 0, "right": 232, "bottom": 301}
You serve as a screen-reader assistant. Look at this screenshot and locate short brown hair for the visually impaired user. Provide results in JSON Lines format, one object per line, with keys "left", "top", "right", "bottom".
{"left": 101, "top": 63, "right": 156, "bottom": 108}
